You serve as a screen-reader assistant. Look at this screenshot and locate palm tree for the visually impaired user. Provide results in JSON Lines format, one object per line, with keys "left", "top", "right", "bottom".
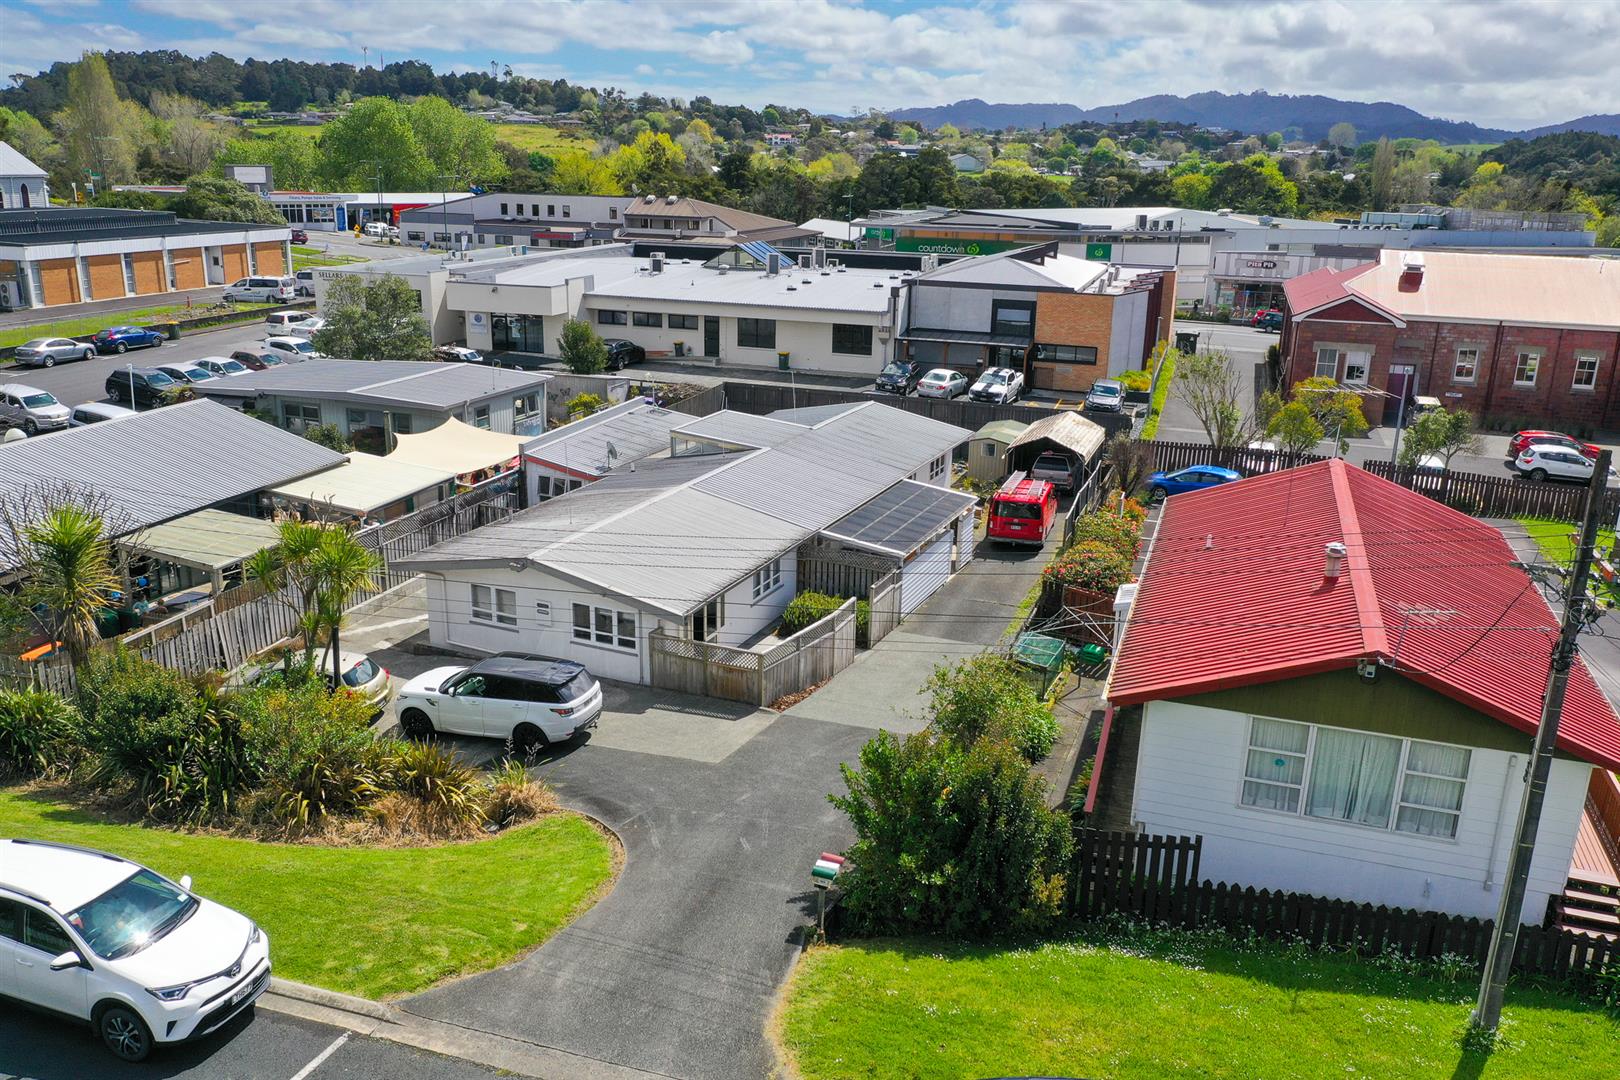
{"left": 22, "top": 505, "right": 119, "bottom": 670}
{"left": 244, "top": 520, "right": 330, "bottom": 668}
{"left": 308, "top": 528, "right": 381, "bottom": 687}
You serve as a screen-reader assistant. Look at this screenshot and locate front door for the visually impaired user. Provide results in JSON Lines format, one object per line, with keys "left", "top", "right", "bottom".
{"left": 703, "top": 316, "right": 720, "bottom": 357}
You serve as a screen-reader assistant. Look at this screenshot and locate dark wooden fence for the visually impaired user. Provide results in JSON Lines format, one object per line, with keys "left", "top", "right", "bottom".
{"left": 1070, "top": 829, "right": 1617, "bottom": 988}
{"left": 657, "top": 384, "right": 727, "bottom": 417}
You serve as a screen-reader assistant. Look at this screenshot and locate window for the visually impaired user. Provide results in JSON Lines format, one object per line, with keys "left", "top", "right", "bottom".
{"left": 990, "top": 299, "right": 1035, "bottom": 338}
{"left": 609, "top": 206, "right": 618, "bottom": 219}
{"left": 738, "top": 318, "right": 777, "bottom": 349}
{"left": 632, "top": 311, "right": 662, "bottom": 327}
{"left": 573, "top": 603, "right": 636, "bottom": 649}
{"left": 495, "top": 234, "right": 513, "bottom": 245}
{"left": 406, "top": 230, "right": 426, "bottom": 241}
{"left": 433, "top": 232, "right": 451, "bottom": 244}
{"left": 473, "top": 404, "right": 491, "bottom": 429}
{"left": 530, "top": 204, "right": 540, "bottom": 217}
{"left": 1573, "top": 351, "right": 1601, "bottom": 391}
{"left": 562, "top": 205, "right": 572, "bottom": 218}
{"left": 391, "top": 413, "right": 413, "bottom": 434}
{"left": 499, "top": 202, "right": 508, "bottom": 215}
{"left": 1453, "top": 347, "right": 1479, "bottom": 383}
{"left": 23, "top": 908, "right": 73, "bottom": 956}
{"left": 930, "top": 454, "right": 947, "bottom": 480}
{"left": 662, "top": 218, "right": 672, "bottom": 229}
{"left": 346, "top": 408, "right": 370, "bottom": 427}
{"left": 514, "top": 393, "right": 538, "bottom": 418}
{"left": 1313, "top": 346, "right": 1340, "bottom": 379}
{"left": 832, "top": 324, "right": 873, "bottom": 355}
{"left": 1513, "top": 349, "right": 1540, "bottom": 387}
{"left": 1241, "top": 717, "right": 1470, "bottom": 840}
{"left": 121, "top": 253, "right": 136, "bottom": 295}
{"left": 31, "top": 260, "right": 48, "bottom": 301}
{"left": 282, "top": 402, "right": 321, "bottom": 430}
{"left": 1342, "top": 352, "right": 1370, "bottom": 386}
{"left": 752, "top": 558, "right": 783, "bottom": 599}
{"left": 597, "top": 309, "right": 628, "bottom": 325}
{"left": 547, "top": 204, "right": 555, "bottom": 217}
{"left": 669, "top": 313, "right": 698, "bottom": 330}
{"left": 691, "top": 597, "right": 725, "bottom": 641}
{"left": 471, "top": 584, "right": 517, "bottom": 626}
{"left": 1034, "top": 343, "right": 1099, "bottom": 364}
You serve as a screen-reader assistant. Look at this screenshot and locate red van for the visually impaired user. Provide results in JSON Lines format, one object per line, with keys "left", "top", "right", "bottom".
{"left": 987, "top": 473, "right": 1057, "bottom": 545}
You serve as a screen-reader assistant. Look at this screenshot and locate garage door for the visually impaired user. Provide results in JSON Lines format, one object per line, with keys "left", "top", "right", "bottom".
{"left": 955, "top": 512, "right": 976, "bottom": 569}
{"left": 901, "top": 530, "right": 954, "bottom": 615}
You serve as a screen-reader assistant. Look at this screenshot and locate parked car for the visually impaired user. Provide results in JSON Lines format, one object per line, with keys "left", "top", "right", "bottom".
{"left": 433, "top": 345, "right": 487, "bottom": 364}
{"left": 1085, "top": 378, "right": 1126, "bottom": 412}
{"left": 286, "top": 317, "right": 327, "bottom": 340}
{"left": 969, "top": 366, "right": 1024, "bottom": 403}
{"left": 290, "top": 228, "right": 308, "bottom": 244}
{"left": 105, "top": 368, "right": 178, "bottom": 408}
{"left": 0, "top": 838, "right": 271, "bottom": 1062}
{"left": 0, "top": 383, "right": 71, "bottom": 435}
{"left": 69, "top": 402, "right": 137, "bottom": 427}
{"left": 1508, "top": 429, "right": 1600, "bottom": 461}
{"left": 13, "top": 337, "right": 94, "bottom": 368}
{"left": 1029, "top": 450, "right": 1080, "bottom": 491}
{"left": 874, "top": 359, "right": 923, "bottom": 395}
{"left": 1251, "top": 309, "right": 1284, "bottom": 332}
{"left": 1513, "top": 445, "right": 1616, "bottom": 484}
{"left": 987, "top": 474, "right": 1057, "bottom": 546}
{"left": 233, "top": 650, "right": 391, "bottom": 715}
{"left": 361, "top": 222, "right": 398, "bottom": 238}
{"left": 395, "top": 653, "right": 603, "bottom": 753}
{"left": 916, "top": 368, "right": 969, "bottom": 399}
{"left": 602, "top": 339, "right": 645, "bottom": 370}
{"left": 92, "top": 326, "right": 164, "bottom": 355}
{"left": 223, "top": 277, "right": 296, "bottom": 303}
{"left": 192, "top": 356, "right": 249, "bottom": 378}
{"left": 292, "top": 270, "right": 317, "bottom": 297}
{"left": 153, "top": 363, "right": 216, "bottom": 385}
{"left": 265, "top": 311, "right": 317, "bottom": 332}
{"left": 229, "top": 350, "right": 285, "bottom": 371}
{"left": 264, "top": 336, "right": 321, "bottom": 361}
{"left": 1148, "top": 465, "right": 1244, "bottom": 501}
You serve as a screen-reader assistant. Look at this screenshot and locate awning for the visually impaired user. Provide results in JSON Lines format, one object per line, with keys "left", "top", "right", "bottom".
{"left": 389, "top": 417, "right": 527, "bottom": 476}
{"left": 821, "top": 480, "right": 977, "bottom": 558}
{"left": 900, "top": 327, "right": 1031, "bottom": 348}
{"left": 120, "top": 509, "right": 281, "bottom": 572}
{"left": 1008, "top": 410, "right": 1107, "bottom": 463}
{"left": 268, "top": 452, "right": 457, "bottom": 515}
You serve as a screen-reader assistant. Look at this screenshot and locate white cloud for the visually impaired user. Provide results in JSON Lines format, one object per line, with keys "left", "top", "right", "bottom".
{"left": 635, "top": 63, "right": 655, "bottom": 76}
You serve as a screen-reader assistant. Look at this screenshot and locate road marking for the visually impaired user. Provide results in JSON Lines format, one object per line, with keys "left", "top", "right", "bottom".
{"left": 289, "top": 1032, "right": 350, "bottom": 1080}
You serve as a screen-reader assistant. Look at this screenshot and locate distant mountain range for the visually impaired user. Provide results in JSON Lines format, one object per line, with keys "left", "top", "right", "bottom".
{"left": 889, "top": 92, "right": 1620, "bottom": 143}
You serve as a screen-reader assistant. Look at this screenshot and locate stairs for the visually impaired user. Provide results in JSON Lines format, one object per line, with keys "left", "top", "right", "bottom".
{"left": 1551, "top": 873, "right": 1620, "bottom": 940}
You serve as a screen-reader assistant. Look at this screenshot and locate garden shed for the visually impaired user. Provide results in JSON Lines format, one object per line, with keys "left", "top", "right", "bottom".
{"left": 965, "top": 419, "right": 1029, "bottom": 485}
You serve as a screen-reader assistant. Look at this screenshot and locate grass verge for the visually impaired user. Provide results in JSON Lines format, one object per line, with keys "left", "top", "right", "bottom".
{"left": 1140, "top": 349, "right": 1177, "bottom": 440}
{"left": 0, "top": 301, "right": 280, "bottom": 350}
{"left": 0, "top": 785, "right": 615, "bottom": 1000}
{"left": 1516, "top": 516, "right": 1616, "bottom": 569}
{"left": 292, "top": 247, "right": 367, "bottom": 271}
{"left": 777, "top": 930, "right": 1617, "bottom": 1079}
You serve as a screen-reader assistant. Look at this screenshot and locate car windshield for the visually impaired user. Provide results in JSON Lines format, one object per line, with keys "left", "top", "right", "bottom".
{"left": 22, "top": 393, "right": 58, "bottom": 407}
{"left": 146, "top": 372, "right": 175, "bottom": 387}
{"left": 1092, "top": 384, "right": 1122, "bottom": 398}
{"left": 342, "top": 657, "right": 380, "bottom": 687}
{"left": 66, "top": 869, "right": 197, "bottom": 961}
{"left": 880, "top": 364, "right": 910, "bottom": 377}
{"left": 1034, "top": 453, "right": 1070, "bottom": 470}
{"left": 983, "top": 372, "right": 1008, "bottom": 384}
{"left": 293, "top": 342, "right": 315, "bottom": 354}
{"left": 261, "top": 355, "right": 284, "bottom": 365}
{"left": 182, "top": 367, "right": 213, "bottom": 380}
{"left": 219, "top": 360, "right": 246, "bottom": 373}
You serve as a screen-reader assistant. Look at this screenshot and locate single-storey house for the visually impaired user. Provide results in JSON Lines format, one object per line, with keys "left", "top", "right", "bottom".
{"left": 1103, "top": 459, "right": 1620, "bottom": 923}
{"left": 521, "top": 398, "right": 686, "bottom": 504}
{"left": 964, "top": 419, "right": 1029, "bottom": 485}
{"left": 398, "top": 402, "right": 974, "bottom": 683}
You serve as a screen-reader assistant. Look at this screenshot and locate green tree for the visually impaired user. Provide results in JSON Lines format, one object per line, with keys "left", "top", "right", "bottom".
{"left": 0, "top": 107, "right": 60, "bottom": 176}
{"left": 308, "top": 528, "right": 382, "bottom": 688}
{"left": 925, "top": 655, "right": 1059, "bottom": 763}
{"left": 606, "top": 131, "right": 687, "bottom": 192}
{"left": 407, "top": 96, "right": 505, "bottom": 187}
{"left": 558, "top": 318, "right": 608, "bottom": 374}
{"left": 1292, "top": 376, "right": 1370, "bottom": 452}
{"left": 19, "top": 505, "right": 119, "bottom": 671}
{"left": 1370, "top": 136, "right": 1396, "bottom": 210}
{"left": 243, "top": 521, "right": 329, "bottom": 669}
{"left": 1170, "top": 171, "right": 1214, "bottom": 209}
{"left": 1175, "top": 349, "right": 1252, "bottom": 448}
{"left": 550, "top": 149, "right": 623, "bottom": 195}
{"left": 717, "top": 147, "right": 754, "bottom": 194}
{"left": 1265, "top": 399, "right": 1326, "bottom": 455}
{"left": 215, "top": 129, "right": 322, "bottom": 190}
{"left": 310, "top": 274, "right": 432, "bottom": 362}
{"left": 318, "top": 96, "right": 433, "bottom": 190}
{"left": 1397, "top": 408, "right": 1481, "bottom": 469}
{"left": 1328, "top": 122, "right": 1358, "bottom": 149}
{"left": 169, "top": 176, "right": 284, "bottom": 224}
{"left": 151, "top": 92, "right": 225, "bottom": 177}
{"left": 1265, "top": 131, "right": 1284, "bottom": 151}
{"left": 53, "top": 52, "right": 148, "bottom": 187}
{"left": 302, "top": 423, "right": 352, "bottom": 452}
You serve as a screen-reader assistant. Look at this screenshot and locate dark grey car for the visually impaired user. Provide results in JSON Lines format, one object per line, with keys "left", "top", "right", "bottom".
{"left": 13, "top": 337, "right": 95, "bottom": 368}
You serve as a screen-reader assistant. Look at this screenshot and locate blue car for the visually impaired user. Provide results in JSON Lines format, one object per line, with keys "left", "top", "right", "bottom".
{"left": 92, "top": 325, "right": 165, "bottom": 355}
{"left": 1147, "top": 465, "right": 1243, "bottom": 501}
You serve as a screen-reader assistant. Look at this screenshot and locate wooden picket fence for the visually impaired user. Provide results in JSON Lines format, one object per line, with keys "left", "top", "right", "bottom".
{"left": 1070, "top": 829, "right": 1617, "bottom": 989}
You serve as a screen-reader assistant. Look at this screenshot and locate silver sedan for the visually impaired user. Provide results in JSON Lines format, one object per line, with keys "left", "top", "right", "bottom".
{"left": 13, "top": 336, "right": 96, "bottom": 368}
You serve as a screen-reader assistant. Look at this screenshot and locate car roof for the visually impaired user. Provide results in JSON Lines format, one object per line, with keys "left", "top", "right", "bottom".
{"left": 1092, "top": 379, "right": 1123, "bottom": 388}
{"left": 1178, "top": 464, "right": 1241, "bottom": 477}
{"left": 0, "top": 839, "right": 137, "bottom": 913}
{"left": 922, "top": 368, "right": 957, "bottom": 377}
{"left": 470, "top": 653, "right": 588, "bottom": 684}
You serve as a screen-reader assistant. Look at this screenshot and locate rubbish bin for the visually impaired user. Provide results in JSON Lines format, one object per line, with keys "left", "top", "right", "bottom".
{"left": 778, "top": 351, "right": 791, "bottom": 371}
{"left": 164, "top": 321, "right": 181, "bottom": 340}
{"left": 1174, "top": 331, "right": 1200, "bottom": 354}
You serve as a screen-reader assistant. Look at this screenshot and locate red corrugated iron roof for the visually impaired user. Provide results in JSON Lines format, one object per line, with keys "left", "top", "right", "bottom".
{"left": 1108, "top": 459, "right": 1620, "bottom": 771}
{"left": 1282, "top": 263, "right": 1394, "bottom": 321}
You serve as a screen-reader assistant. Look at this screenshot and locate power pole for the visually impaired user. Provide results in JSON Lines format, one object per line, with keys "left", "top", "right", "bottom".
{"left": 1472, "top": 448, "right": 1611, "bottom": 1033}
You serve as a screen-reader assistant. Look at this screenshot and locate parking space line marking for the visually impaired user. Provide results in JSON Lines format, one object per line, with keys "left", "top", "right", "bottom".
{"left": 289, "top": 1032, "right": 350, "bottom": 1080}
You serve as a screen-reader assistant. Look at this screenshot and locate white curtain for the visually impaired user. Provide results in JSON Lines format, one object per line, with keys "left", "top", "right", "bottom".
{"left": 1305, "top": 728, "right": 1401, "bottom": 828}
{"left": 1243, "top": 718, "right": 1308, "bottom": 812}
{"left": 1396, "top": 742, "right": 1470, "bottom": 838}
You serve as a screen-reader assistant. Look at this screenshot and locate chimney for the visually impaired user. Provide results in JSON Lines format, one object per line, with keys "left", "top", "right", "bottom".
{"left": 1323, "top": 541, "right": 1347, "bottom": 579}
{"left": 1401, "top": 251, "right": 1426, "bottom": 285}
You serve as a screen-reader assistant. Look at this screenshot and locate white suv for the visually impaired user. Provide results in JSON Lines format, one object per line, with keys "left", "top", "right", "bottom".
{"left": 0, "top": 839, "right": 269, "bottom": 1061}
{"left": 1514, "top": 445, "right": 1615, "bottom": 484}
{"left": 396, "top": 653, "right": 603, "bottom": 753}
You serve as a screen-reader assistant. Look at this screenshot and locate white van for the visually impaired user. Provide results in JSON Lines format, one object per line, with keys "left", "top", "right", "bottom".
{"left": 265, "top": 311, "right": 317, "bottom": 332}
{"left": 223, "top": 276, "right": 296, "bottom": 303}
{"left": 361, "top": 222, "right": 398, "bottom": 238}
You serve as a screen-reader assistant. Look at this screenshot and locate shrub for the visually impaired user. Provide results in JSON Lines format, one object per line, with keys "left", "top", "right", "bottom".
{"left": 1067, "top": 512, "right": 1140, "bottom": 560}
{"left": 376, "top": 740, "right": 487, "bottom": 835}
{"left": 1105, "top": 491, "right": 1148, "bottom": 526}
{"left": 830, "top": 731, "right": 1072, "bottom": 937}
{"left": 925, "top": 655, "right": 1060, "bottom": 763}
{"left": 482, "top": 758, "right": 559, "bottom": 829}
{"left": 1043, "top": 541, "right": 1133, "bottom": 594}
{"left": 781, "top": 590, "right": 844, "bottom": 635}
{"left": 0, "top": 688, "right": 82, "bottom": 779}
{"left": 1118, "top": 368, "right": 1151, "bottom": 393}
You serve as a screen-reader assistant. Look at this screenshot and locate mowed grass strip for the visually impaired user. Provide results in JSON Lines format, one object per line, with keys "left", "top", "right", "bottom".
{"left": 0, "top": 301, "right": 280, "bottom": 350}
{"left": 778, "top": 935, "right": 1617, "bottom": 1079}
{"left": 0, "top": 787, "right": 614, "bottom": 1000}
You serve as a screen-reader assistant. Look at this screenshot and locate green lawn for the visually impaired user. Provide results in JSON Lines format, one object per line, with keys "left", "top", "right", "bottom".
{"left": 1, "top": 301, "right": 281, "bottom": 350}
{"left": 778, "top": 933, "right": 1617, "bottom": 1079}
{"left": 0, "top": 787, "right": 615, "bottom": 1000}
{"left": 1517, "top": 516, "right": 1616, "bottom": 568}
{"left": 492, "top": 123, "right": 597, "bottom": 155}
{"left": 291, "top": 245, "right": 367, "bottom": 271}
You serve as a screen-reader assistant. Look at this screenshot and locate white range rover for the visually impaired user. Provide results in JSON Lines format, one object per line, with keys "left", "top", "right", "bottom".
{"left": 0, "top": 839, "right": 270, "bottom": 1061}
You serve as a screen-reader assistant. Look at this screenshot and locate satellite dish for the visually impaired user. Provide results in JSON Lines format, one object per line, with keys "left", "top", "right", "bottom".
{"left": 605, "top": 440, "right": 619, "bottom": 462}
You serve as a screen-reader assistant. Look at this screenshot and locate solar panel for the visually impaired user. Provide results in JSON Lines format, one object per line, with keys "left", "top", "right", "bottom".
{"left": 738, "top": 239, "right": 797, "bottom": 267}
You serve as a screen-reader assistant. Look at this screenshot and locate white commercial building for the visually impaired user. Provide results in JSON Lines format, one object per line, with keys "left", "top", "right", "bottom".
{"left": 0, "top": 141, "right": 48, "bottom": 209}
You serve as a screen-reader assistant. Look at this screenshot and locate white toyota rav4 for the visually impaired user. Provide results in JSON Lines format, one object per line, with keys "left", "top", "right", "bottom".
{"left": 0, "top": 839, "right": 270, "bottom": 1061}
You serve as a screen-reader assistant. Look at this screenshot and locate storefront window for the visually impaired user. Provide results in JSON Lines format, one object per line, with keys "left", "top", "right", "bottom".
{"left": 492, "top": 314, "right": 548, "bottom": 353}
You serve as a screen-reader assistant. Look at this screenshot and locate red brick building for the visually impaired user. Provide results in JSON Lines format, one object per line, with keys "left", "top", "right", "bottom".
{"left": 1280, "top": 250, "right": 1620, "bottom": 430}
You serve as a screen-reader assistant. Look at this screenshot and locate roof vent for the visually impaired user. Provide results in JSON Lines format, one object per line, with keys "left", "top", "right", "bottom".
{"left": 1323, "top": 541, "right": 1348, "bottom": 579}
{"left": 666, "top": 194, "right": 678, "bottom": 205}
{"left": 644, "top": 194, "right": 657, "bottom": 203}
{"left": 872, "top": 281, "right": 884, "bottom": 288}
{"left": 1401, "top": 251, "right": 1426, "bottom": 281}
{"left": 786, "top": 282, "right": 797, "bottom": 291}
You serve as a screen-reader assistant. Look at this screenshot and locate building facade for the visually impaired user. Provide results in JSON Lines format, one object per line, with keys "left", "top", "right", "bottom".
{"left": 0, "top": 141, "right": 48, "bottom": 210}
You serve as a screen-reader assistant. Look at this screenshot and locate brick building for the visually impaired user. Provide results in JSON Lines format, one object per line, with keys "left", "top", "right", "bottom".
{"left": 1281, "top": 249, "right": 1620, "bottom": 429}
{"left": 900, "top": 242, "right": 1175, "bottom": 393}
{"left": 0, "top": 207, "right": 291, "bottom": 312}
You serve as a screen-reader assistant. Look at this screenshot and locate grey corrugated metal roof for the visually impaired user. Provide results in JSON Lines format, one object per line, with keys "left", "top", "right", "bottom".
{"left": 198, "top": 360, "right": 549, "bottom": 412}
{"left": 523, "top": 400, "right": 685, "bottom": 476}
{"left": 823, "top": 480, "right": 977, "bottom": 557}
{"left": 1007, "top": 411, "right": 1108, "bottom": 462}
{"left": 672, "top": 410, "right": 808, "bottom": 449}
{"left": 767, "top": 404, "right": 862, "bottom": 425}
{"left": 0, "top": 400, "right": 344, "bottom": 538}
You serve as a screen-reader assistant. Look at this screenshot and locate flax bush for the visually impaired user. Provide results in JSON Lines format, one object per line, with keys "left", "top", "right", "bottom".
{"left": 0, "top": 687, "right": 82, "bottom": 779}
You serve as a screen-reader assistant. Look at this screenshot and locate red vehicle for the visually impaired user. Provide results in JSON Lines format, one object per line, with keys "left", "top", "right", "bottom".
{"left": 1508, "top": 430, "right": 1600, "bottom": 460}
{"left": 290, "top": 228, "right": 309, "bottom": 244}
{"left": 987, "top": 473, "right": 1057, "bottom": 546}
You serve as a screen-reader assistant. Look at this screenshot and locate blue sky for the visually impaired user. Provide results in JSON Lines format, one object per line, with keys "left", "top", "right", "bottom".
{"left": 2, "top": 0, "right": 1617, "bottom": 129}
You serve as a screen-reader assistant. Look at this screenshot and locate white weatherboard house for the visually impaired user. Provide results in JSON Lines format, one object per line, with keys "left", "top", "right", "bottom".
{"left": 1104, "top": 459, "right": 1620, "bottom": 924}
{"left": 399, "top": 402, "right": 974, "bottom": 684}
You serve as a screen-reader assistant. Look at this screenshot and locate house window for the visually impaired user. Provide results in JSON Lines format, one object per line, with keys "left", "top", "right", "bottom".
{"left": 597, "top": 309, "right": 628, "bottom": 325}
{"left": 346, "top": 408, "right": 369, "bottom": 427}
{"left": 610, "top": 206, "right": 618, "bottom": 219}
{"left": 930, "top": 454, "right": 947, "bottom": 480}
{"left": 77, "top": 258, "right": 93, "bottom": 301}
{"left": 546, "top": 204, "right": 555, "bottom": 217}
{"left": 1513, "top": 349, "right": 1540, "bottom": 387}
{"left": 471, "top": 584, "right": 517, "bottom": 627}
{"left": 495, "top": 234, "right": 513, "bottom": 245}
{"left": 163, "top": 252, "right": 177, "bottom": 290}
{"left": 1241, "top": 716, "right": 1470, "bottom": 840}
{"left": 752, "top": 558, "right": 782, "bottom": 599}
{"left": 473, "top": 404, "right": 491, "bottom": 429}
{"left": 632, "top": 311, "right": 662, "bottom": 327}
{"left": 1573, "top": 351, "right": 1601, "bottom": 391}
{"left": 669, "top": 313, "right": 698, "bottom": 330}
{"left": 1035, "top": 343, "right": 1099, "bottom": 364}
{"left": 391, "top": 413, "right": 413, "bottom": 434}
{"left": 406, "top": 230, "right": 425, "bottom": 242}
{"left": 433, "top": 233, "right": 450, "bottom": 244}
{"left": 1342, "top": 352, "right": 1370, "bottom": 386}
{"left": 1313, "top": 346, "right": 1339, "bottom": 379}
{"left": 691, "top": 597, "right": 725, "bottom": 641}
{"left": 499, "top": 203, "right": 508, "bottom": 215}
{"left": 531, "top": 204, "right": 539, "bottom": 216}
{"left": 562, "top": 205, "right": 571, "bottom": 218}
{"left": 514, "top": 393, "right": 538, "bottom": 418}
{"left": 1453, "top": 347, "right": 1479, "bottom": 383}
{"left": 738, "top": 318, "right": 776, "bottom": 349}
{"left": 832, "top": 324, "right": 873, "bottom": 355}
{"left": 989, "top": 300, "right": 1035, "bottom": 338}
{"left": 572, "top": 603, "right": 637, "bottom": 650}
{"left": 121, "top": 253, "right": 136, "bottom": 295}
{"left": 282, "top": 402, "right": 321, "bottom": 430}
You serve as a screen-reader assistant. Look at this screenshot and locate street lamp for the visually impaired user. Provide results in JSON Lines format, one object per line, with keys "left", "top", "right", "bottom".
{"left": 434, "top": 173, "right": 459, "bottom": 251}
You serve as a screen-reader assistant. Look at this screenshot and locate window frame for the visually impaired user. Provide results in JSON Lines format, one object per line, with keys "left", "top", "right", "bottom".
{"left": 572, "top": 602, "right": 637, "bottom": 652}
{"left": 1313, "top": 346, "right": 1340, "bottom": 380}
{"left": 596, "top": 309, "right": 628, "bottom": 326}
{"left": 989, "top": 299, "right": 1035, "bottom": 339}
{"left": 668, "top": 313, "right": 699, "bottom": 330}
{"left": 1034, "top": 343, "right": 1099, "bottom": 365}
{"left": 1513, "top": 348, "right": 1541, "bottom": 387}
{"left": 1452, "top": 346, "right": 1479, "bottom": 384}
{"left": 752, "top": 557, "right": 783, "bottom": 600}
{"left": 737, "top": 318, "right": 777, "bottom": 350}
{"left": 1572, "top": 350, "right": 1601, "bottom": 391}
{"left": 632, "top": 311, "right": 662, "bottom": 327}
{"left": 471, "top": 584, "right": 518, "bottom": 627}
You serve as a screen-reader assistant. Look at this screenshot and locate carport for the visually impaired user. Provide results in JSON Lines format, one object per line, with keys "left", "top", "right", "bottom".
{"left": 117, "top": 509, "right": 283, "bottom": 603}
{"left": 821, "top": 480, "right": 978, "bottom": 614}
{"left": 1006, "top": 411, "right": 1108, "bottom": 480}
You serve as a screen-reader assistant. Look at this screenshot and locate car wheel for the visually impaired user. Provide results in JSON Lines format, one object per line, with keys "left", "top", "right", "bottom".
{"left": 23, "top": 419, "right": 37, "bottom": 436}
{"left": 42, "top": 354, "right": 54, "bottom": 367}
{"left": 150, "top": 336, "right": 160, "bottom": 347}
{"left": 81, "top": 349, "right": 94, "bottom": 362}
{"left": 114, "top": 342, "right": 127, "bottom": 354}
{"left": 98, "top": 1004, "right": 152, "bottom": 1062}
{"left": 399, "top": 708, "right": 436, "bottom": 740}
{"left": 1150, "top": 484, "right": 1169, "bottom": 502}
{"left": 513, "top": 723, "right": 549, "bottom": 756}
{"left": 1529, "top": 468, "right": 1548, "bottom": 482}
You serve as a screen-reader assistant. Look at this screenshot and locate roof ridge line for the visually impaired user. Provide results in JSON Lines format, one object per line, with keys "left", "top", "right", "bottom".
{"left": 1329, "top": 460, "right": 1388, "bottom": 657}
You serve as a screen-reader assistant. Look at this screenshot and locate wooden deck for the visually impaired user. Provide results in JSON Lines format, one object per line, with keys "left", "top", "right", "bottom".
{"left": 1571, "top": 798, "right": 1620, "bottom": 887}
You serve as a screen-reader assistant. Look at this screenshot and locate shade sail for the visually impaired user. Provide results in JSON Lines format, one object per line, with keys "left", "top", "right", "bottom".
{"left": 389, "top": 417, "right": 527, "bottom": 475}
